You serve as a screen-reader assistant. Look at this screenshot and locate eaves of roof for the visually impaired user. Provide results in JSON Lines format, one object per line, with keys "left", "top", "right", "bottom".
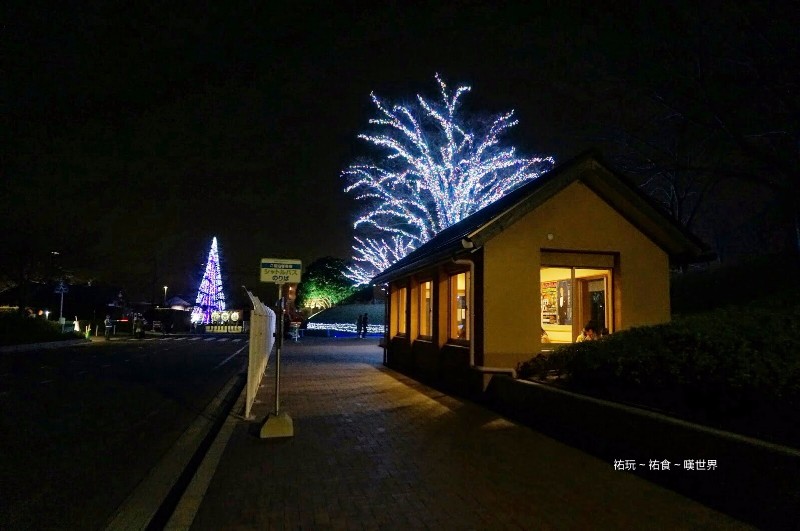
{"left": 372, "top": 151, "right": 712, "bottom": 285}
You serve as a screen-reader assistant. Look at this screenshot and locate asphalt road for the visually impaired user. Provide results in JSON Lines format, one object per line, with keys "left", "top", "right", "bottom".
{"left": 0, "top": 335, "right": 248, "bottom": 530}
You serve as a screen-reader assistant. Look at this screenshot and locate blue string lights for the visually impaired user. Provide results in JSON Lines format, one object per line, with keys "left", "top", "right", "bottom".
{"left": 191, "top": 237, "right": 226, "bottom": 324}
{"left": 343, "top": 74, "right": 554, "bottom": 284}
{"left": 306, "top": 322, "right": 383, "bottom": 334}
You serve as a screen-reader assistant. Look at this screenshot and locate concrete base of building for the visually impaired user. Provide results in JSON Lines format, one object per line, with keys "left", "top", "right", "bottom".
{"left": 485, "top": 375, "right": 800, "bottom": 530}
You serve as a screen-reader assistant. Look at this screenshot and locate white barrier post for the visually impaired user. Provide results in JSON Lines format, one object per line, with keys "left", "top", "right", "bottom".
{"left": 243, "top": 288, "right": 275, "bottom": 420}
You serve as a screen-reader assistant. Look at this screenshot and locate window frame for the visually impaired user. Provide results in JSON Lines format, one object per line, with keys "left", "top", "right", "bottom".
{"left": 540, "top": 264, "right": 613, "bottom": 344}
{"left": 418, "top": 279, "right": 433, "bottom": 340}
{"left": 448, "top": 271, "right": 470, "bottom": 342}
{"left": 394, "top": 285, "right": 408, "bottom": 336}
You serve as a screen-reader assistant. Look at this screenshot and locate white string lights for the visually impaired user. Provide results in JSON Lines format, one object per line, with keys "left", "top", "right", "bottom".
{"left": 343, "top": 74, "right": 554, "bottom": 284}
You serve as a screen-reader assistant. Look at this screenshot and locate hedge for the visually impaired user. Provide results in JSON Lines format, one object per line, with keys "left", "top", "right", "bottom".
{"left": 0, "top": 312, "right": 83, "bottom": 346}
{"left": 517, "top": 294, "right": 800, "bottom": 447}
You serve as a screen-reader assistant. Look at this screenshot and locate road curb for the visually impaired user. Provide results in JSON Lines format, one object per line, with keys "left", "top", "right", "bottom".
{"left": 105, "top": 363, "right": 247, "bottom": 531}
{"left": 165, "top": 379, "right": 251, "bottom": 530}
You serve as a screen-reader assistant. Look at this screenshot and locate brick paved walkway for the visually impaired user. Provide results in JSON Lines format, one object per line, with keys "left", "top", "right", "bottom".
{"left": 188, "top": 338, "right": 749, "bottom": 530}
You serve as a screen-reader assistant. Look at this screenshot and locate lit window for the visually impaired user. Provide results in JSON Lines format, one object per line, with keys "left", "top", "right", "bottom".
{"left": 419, "top": 281, "right": 432, "bottom": 337}
{"left": 395, "top": 287, "right": 407, "bottom": 335}
{"left": 449, "top": 272, "right": 470, "bottom": 340}
{"left": 540, "top": 266, "right": 612, "bottom": 343}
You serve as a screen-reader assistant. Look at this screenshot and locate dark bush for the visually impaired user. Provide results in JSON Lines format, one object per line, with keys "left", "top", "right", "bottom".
{"left": 670, "top": 252, "right": 800, "bottom": 314}
{"left": 0, "top": 312, "right": 82, "bottom": 346}
{"left": 517, "top": 295, "right": 800, "bottom": 447}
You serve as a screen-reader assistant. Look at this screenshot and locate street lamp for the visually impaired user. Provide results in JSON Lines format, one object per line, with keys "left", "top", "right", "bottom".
{"left": 163, "top": 286, "right": 168, "bottom": 307}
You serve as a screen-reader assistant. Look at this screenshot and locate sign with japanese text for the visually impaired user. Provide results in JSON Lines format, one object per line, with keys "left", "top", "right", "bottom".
{"left": 260, "top": 258, "right": 302, "bottom": 284}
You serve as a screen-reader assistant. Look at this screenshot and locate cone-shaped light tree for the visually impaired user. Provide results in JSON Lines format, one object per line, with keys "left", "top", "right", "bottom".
{"left": 191, "top": 237, "right": 226, "bottom": 324}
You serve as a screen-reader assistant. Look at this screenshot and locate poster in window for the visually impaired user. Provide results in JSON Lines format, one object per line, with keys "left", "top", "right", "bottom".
{"left": 540, "top": 281, "right": 558, "bottom": 325}
{"left": 557, "top": 280, "right": 572, "bottom": 325}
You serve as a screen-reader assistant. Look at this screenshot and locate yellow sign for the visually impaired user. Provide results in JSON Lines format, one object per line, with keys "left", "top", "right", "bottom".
{"left": 260, "top": 258, "right": 302, "bottom": 284}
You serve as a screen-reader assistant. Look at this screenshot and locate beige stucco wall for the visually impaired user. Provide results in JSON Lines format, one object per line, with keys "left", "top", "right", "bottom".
{"left": 482, "top": 180, "right": 670, "bottom": 368}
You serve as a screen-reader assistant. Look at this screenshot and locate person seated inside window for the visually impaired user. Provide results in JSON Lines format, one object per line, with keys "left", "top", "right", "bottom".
{"left": 541, "top": 327, "right": 550, "bottom": 343}
{"left": 576, "top": 321, "right": 598, "bottom": 342}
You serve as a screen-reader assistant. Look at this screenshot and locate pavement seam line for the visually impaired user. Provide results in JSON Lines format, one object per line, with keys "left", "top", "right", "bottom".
{"left": 104, "top": 372, "right": 241, "bottom": 531}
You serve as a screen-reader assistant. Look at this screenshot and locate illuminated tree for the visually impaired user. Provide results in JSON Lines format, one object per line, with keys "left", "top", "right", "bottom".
{"left": 191, "top": 237, "right": 226, "bottom": 324}
{"left": 344, "top": 74, "right": 554, "bottom": 284}
{"left": 296, "top": 257, "right": 356, "bottom": 311}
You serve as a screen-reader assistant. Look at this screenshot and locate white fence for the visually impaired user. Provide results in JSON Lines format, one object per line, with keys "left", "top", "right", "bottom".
{"left": 244, "top": 290, "right": 276, "bottom": 419}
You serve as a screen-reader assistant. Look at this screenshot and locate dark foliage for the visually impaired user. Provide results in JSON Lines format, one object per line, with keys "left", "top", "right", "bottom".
{"left": 671, "top": 252, "right": 800, "bottom": 314}
{"left": 517, "top": 293, "right": 800, "bottom": 447}
{"left": 0, "top": 313, "right": 83, "bottom": 346}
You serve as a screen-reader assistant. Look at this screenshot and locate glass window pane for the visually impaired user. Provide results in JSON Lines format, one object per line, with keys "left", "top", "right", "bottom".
{"left": 541, "top": 266, "right": 611, "bottom": 344}
{"left": 450, "top": 272, "right": 470, "bottom": 340}
{"left": 541, "top": 267, "right": 572, "bottom": 328}
{"left": 396, "top": 287, "right": 407, "bottom": 334}
{"left": 419, "top": 281, "right": 432, "bottom": 337}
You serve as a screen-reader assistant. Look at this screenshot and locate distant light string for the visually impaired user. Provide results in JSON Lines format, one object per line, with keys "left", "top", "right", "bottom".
{"left": 191, "top": 237, "right": 226, "bottom": 324}
{"left": 343, "top": 73, "right": 554, "bottom": 284}
{"left": 306, "top": 322, "right": 383, "bottom": 334}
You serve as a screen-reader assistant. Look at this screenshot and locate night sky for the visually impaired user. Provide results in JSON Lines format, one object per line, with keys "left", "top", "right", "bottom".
{"left": 4, "top": 1, "right": 798, "bottom": 306}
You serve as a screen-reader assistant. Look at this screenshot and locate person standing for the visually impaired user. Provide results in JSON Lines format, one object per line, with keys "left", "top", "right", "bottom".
{"left": 134, "top": 315, "right": 144, "bottom": 339}
{"left": 356, "top": 313, "right": 364, "bottom": 338}
{"left": 557, "top": 284, "right": 570, "bottom": 325}
{"left": 361, "top": 312, "right": 369, "bottom": 338}
{"left": 104, "top": 315, "right": 113, "bottom": 340}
